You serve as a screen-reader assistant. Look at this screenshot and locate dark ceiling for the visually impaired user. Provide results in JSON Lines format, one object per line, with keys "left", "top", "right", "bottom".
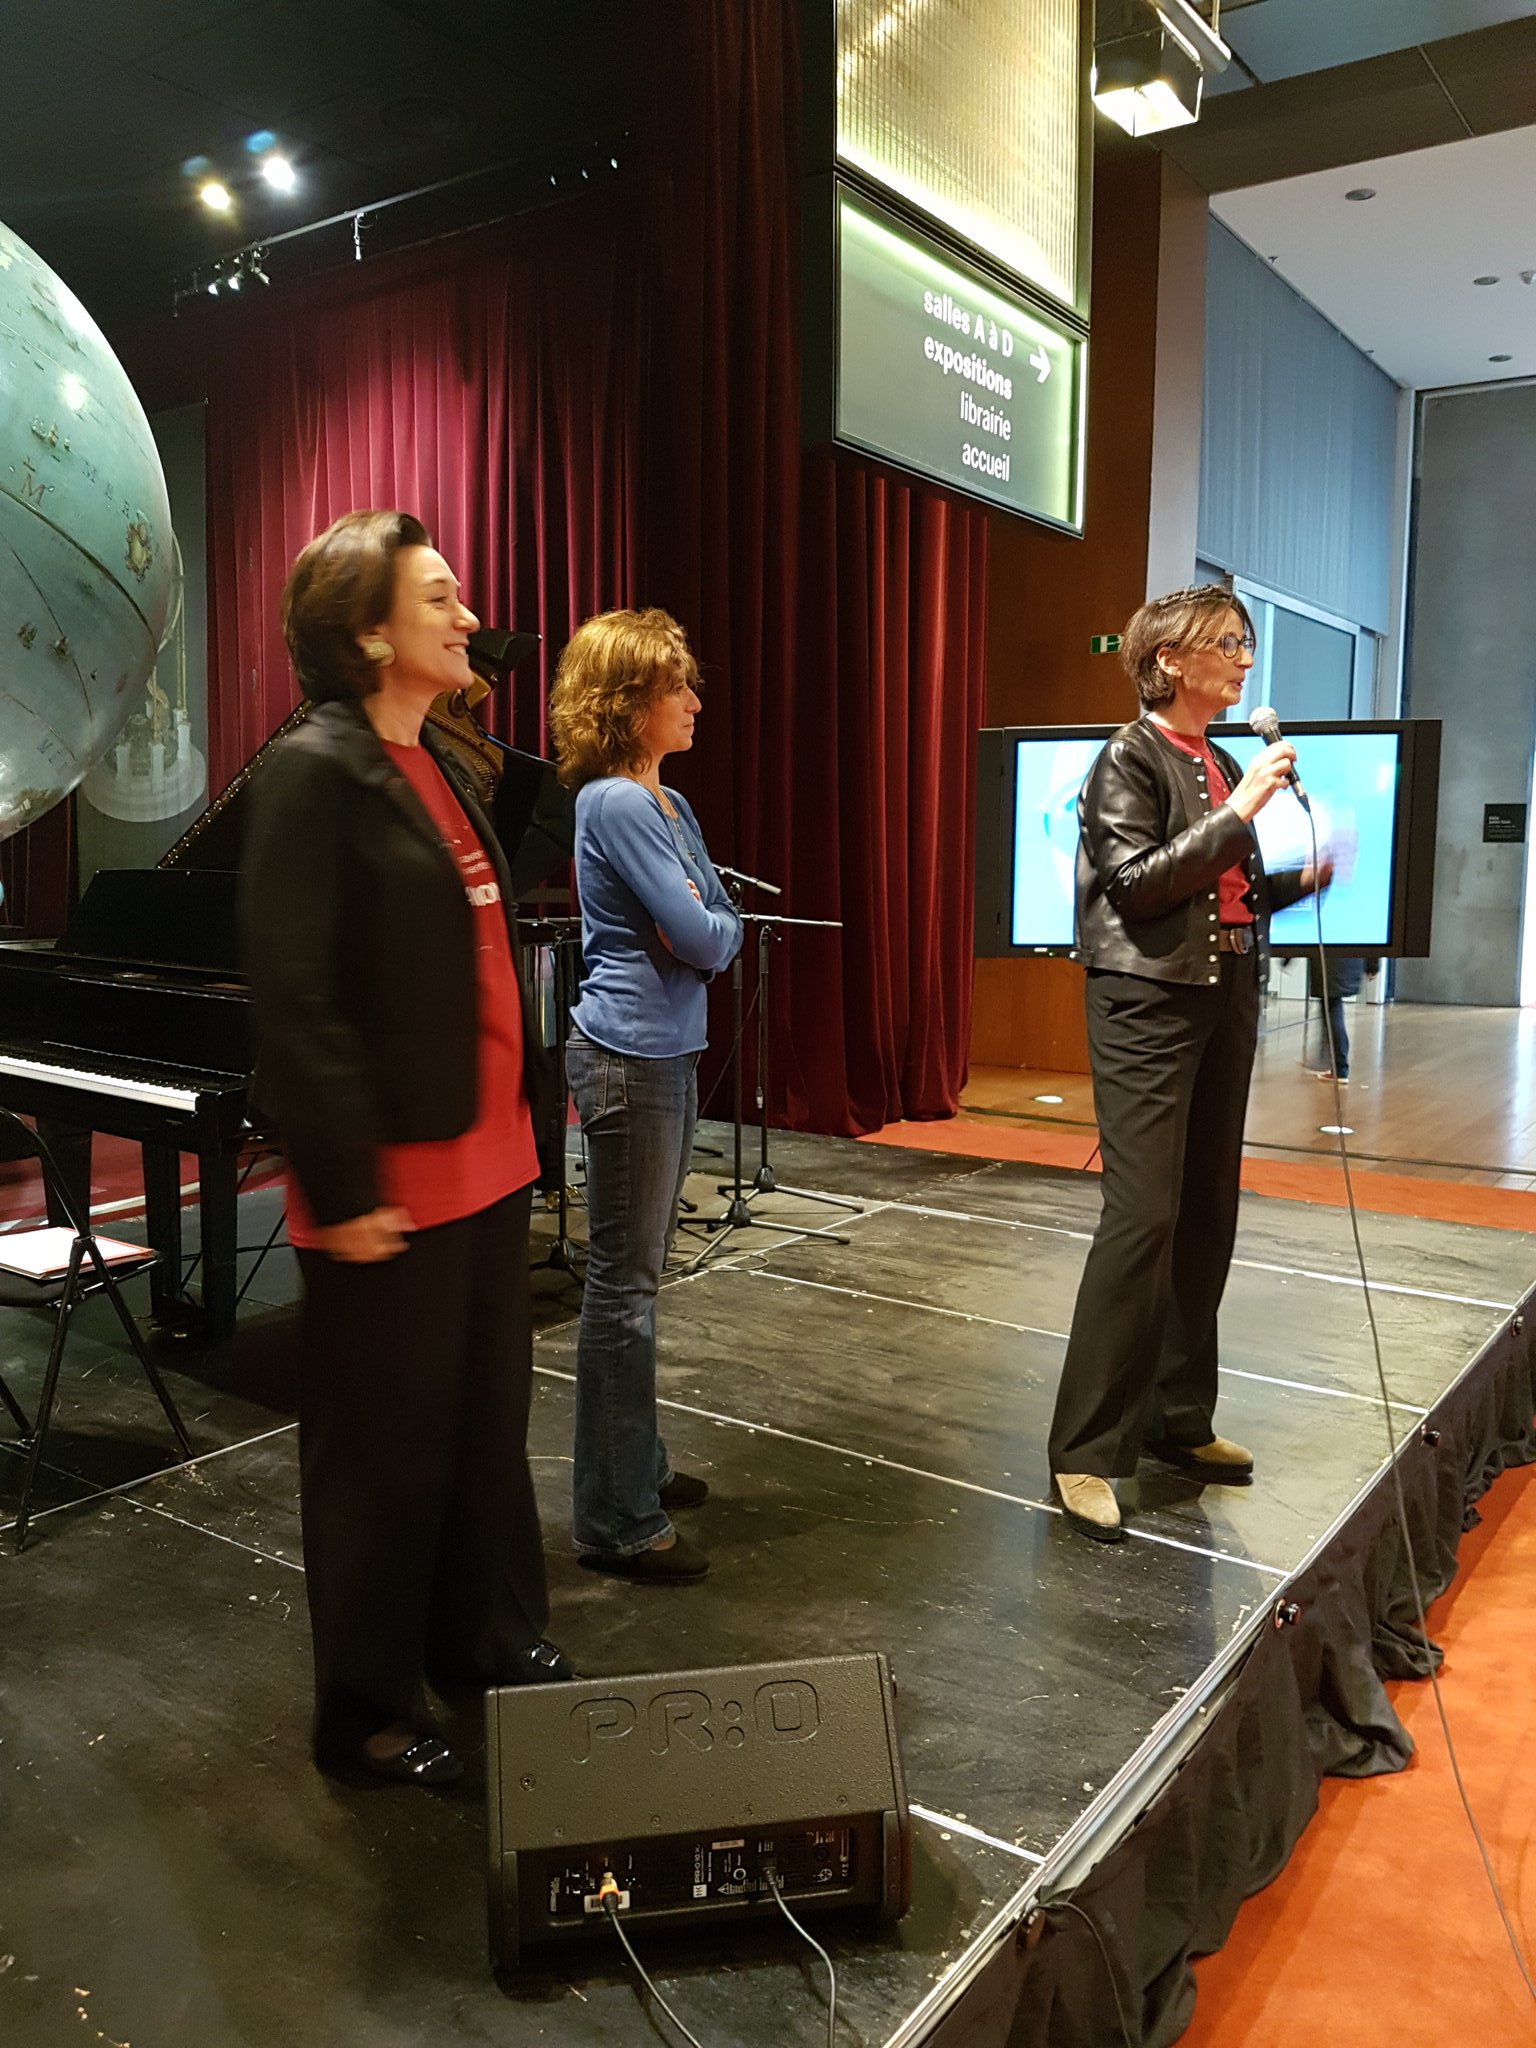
{"left": 0, "top": 0, "right": 634, "bottom": 333}
{"left": 1162, "top": 11, "right": 1536, "bottom": 190}
{"left": 5, "top": 2, "right": 1534, "bottom": 336}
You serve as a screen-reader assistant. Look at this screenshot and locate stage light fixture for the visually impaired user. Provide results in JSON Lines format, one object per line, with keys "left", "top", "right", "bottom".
{"left": 207, "top": 279, "right": 220, "bottom": 297}
{"left": 261, "top": 153, "right": 297, "bottom": 194}
{"left": 199, "top": 180, "right": 233, "bottom": 213}
{"left": 1092, "top": 0, "right": 1229, "bottom": 138}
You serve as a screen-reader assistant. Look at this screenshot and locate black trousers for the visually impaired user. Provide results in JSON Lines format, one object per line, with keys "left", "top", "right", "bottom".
{"left": 296, "top": 1187, "right": 549, "bottom": 1758}
{"left": 1048, "top": 953, "right": 1259, "bottom": 1480}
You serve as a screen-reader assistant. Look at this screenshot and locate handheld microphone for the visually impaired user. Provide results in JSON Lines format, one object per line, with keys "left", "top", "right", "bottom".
{"left": 1247, "top": 705, "right": 1310, "bottom": 811}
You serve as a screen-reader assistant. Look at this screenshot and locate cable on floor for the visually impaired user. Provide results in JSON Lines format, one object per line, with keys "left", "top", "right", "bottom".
{"left": 765, "top": 1869, "right": 838, "bottom": 2048}
{"left": 1303, "top": 804, "right": 1536, "bottom": 2006}
{"left": 603, "top": 1893, "right": 710, "bottom": 2047}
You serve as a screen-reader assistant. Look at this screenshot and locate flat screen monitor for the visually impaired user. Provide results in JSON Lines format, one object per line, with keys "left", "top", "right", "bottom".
{"left": 975, "top": 720, "right": 1440, "bottom": 959}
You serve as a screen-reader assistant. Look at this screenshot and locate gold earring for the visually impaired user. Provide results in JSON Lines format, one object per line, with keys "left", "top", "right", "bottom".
{"left": 363, "top": 638, "right": 394, "bottom": 666}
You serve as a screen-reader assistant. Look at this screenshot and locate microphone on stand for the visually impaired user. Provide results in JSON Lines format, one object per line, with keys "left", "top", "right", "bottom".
{"left": 715, "top": 863, "right": 782, "bottom": 897}
{"left": 1247, "top": 705, "right": 1310, "bottom": 812}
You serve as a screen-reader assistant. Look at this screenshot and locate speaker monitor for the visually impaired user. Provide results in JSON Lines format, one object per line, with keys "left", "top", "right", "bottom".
{"left": 485, "top": 1651, "right": 911, "bottom": 1969}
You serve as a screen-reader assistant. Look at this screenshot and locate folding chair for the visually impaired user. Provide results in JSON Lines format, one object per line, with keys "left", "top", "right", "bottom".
{"left": 0, "top": 1110, "right": 193, "bottom": 1550}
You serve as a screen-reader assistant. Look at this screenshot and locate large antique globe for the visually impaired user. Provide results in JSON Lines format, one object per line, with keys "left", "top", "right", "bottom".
{"left": 0, "top": 220, "right": 175, "bottom": 841}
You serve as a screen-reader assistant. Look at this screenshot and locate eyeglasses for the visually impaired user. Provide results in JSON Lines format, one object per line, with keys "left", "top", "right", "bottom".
{"left": 1212, "top": 632, "right": 1257, "bottom": 659}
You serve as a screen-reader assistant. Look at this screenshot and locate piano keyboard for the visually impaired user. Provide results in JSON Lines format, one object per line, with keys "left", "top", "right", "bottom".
{"left": 0, "top": 1053, "right": 202, "bottom": 1113}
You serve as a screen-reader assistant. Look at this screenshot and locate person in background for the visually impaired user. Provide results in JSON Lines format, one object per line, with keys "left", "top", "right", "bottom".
{"left": 1309, "top": 954, "right": 1380, "bottom": 1083}
{"left": 548, "top": 608, "right": 742, "bottom": 1583}
{"left": 242, "top": 509, "right": 570, "bottom": 1786}
{"left": 1049, "top": 585, "right": 1333, "bottom": 1543}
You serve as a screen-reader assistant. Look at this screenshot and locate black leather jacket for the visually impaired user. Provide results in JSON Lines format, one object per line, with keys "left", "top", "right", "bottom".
{"left": 241, "top": 698, "right": 555, "bottom": 1226}
{"left": 1073, "top": 717, "right": 1307, "bottom": 986}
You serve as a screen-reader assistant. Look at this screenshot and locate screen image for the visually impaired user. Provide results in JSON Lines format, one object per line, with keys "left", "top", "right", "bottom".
{"left": 1008, "top": 727, "right": 1404, "bottom": 953}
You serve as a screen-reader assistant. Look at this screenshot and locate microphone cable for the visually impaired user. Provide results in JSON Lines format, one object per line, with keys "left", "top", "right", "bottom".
{"left": 1300, "top": 802, "right": 1536, "bottom": 2004}
{"left": 603, "top": 1891, "right": 710, "bottom": 2047}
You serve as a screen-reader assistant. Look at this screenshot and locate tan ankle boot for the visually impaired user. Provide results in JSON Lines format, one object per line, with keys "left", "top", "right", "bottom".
{"left": 1054, "top": 1473, "right": 1124, "bottom": 1542}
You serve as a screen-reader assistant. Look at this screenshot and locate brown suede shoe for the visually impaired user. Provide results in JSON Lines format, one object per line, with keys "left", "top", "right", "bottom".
{"left": 1145, "top": 1435, "right": 1254, "bottom": 1485}
{"left": 1054, "top": 1473, "right": 1125, "bottom": 1543}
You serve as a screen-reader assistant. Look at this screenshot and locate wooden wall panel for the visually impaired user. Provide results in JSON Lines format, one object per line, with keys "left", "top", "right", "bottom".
{"left": 970, "top": 136, "right": 1206, "bottom": 1077}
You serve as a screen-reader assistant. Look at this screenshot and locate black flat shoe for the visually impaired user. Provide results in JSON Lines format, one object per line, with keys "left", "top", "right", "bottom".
{"left": 579, "top": 1533, "right": 711, "bottom": 1583}
{"left": 658, "top": 1471, "right": 710, "bottom": 1510}
{"left": 502, "top": 1639, "right": 577, "bottom": 1685}
{"left": 359, "top": 1735, "right": 464, "bottom": 1786}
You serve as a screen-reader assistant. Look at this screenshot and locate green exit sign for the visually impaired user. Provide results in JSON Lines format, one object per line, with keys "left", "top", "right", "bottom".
{"left": 1090, "top": 633, "right": 1121, "bottom": 654}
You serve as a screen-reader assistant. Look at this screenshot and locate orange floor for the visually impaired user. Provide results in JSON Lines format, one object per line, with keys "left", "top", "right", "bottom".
{"left": 862, "top": 1112, "right": 1536, "bottom": 1233}
{"left": 1181, "top": 1459, "right": 1536, "bottom": 2048}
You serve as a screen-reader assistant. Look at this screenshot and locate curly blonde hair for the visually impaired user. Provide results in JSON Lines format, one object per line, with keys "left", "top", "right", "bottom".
{"left": 548, "top": 608, "right": 700, "bottom": 788}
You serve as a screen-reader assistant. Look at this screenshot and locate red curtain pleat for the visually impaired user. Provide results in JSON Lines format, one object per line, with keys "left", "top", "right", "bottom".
{"left": 175, "top": 0, "right": 987, "bottom": 1136}
{"left": 200, "top": 206, "right": 642, "bottom": 780}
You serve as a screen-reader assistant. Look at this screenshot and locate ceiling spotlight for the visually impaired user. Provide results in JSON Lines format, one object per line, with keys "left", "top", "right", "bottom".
{"left": 199, "top": 180, "right": 232, "bottom": 213}
{"left": 1473, "top": 275, "right": 1500, "bottom": 286}
{"left": 244, "top": 129, "right": 278, "bottom": 155}
{"left": 249, "top": 253, "right": 270, "bottom": 286}
{"left": 1490, "top": 354, "right": 1512, "bottom": 363}
{"left": 207, "top": 279, "right": 220, "bottom": 297}
{"left": 227, "top": 272, "right": 241, "bottom": 291}
{"left": 1344, "top": 188, "right": 1376, "bottom": 202}
{"left": 1092, "top": 0, "right": 1229, "bottom": 138}
{"left": 261, "top": 154, "right": 297, "bottom": 194}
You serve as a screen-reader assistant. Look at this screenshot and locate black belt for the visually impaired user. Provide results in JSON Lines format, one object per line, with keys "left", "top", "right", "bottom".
{"left": 1217, "top": 926, "right": 1256, "bottom": 955}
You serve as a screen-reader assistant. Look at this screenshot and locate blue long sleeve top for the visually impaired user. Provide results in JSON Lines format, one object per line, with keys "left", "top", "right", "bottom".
{"left": 569, "top": 777, "right": 743, "bottom": 1058}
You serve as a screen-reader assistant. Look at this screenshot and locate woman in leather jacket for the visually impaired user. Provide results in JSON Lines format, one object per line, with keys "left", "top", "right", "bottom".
{"left": 1049, "top": 585, "right": 1328, "bottom": 1542}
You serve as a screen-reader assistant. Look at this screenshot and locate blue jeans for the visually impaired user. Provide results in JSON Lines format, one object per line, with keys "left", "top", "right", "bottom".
{"left": 567, "top": 1028, "right": 698, "bottom": 1556}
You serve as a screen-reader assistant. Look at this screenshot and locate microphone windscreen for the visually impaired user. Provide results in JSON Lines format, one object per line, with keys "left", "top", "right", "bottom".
{"left": 1248, "top": 705, "right": 1283, "bottom": 744}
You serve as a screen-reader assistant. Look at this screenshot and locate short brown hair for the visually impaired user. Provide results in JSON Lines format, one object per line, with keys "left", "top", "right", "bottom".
{"left": 1121, "top": 584, "right": 1255, "bottom": 710}
{"left": 281, "top": 510, "right": 431, "bottom": 703}
{"left": 547, "top": 608, "right": 700, "bottom": 788}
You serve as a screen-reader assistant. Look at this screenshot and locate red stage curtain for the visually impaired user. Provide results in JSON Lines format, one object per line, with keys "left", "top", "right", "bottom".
{"left": 199, "top": 205, "right": 645, "bottom": 783}
{"left": 642, "top": 0, "right": 990, "bottom": 1132}
{"left": 175, "top": 0, "right": 987, "bottom": 1135}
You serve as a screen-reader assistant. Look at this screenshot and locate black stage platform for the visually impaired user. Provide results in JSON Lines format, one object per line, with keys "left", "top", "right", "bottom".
{"left": 2, "top": 1126, "right": 1533, "bottom": 2046}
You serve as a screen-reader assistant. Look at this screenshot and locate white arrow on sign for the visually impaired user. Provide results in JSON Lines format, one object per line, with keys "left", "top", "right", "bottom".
{"left": 1029, "top": 345, "right": 1051, "bottom": 384}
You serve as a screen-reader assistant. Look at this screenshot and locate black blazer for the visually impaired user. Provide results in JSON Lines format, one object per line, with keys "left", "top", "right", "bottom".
{"left": 1073, "top": 716, "right": 1309, "bottom": 986}
{"left": 240, "top": 697, "right": 555, "bottom": 1227}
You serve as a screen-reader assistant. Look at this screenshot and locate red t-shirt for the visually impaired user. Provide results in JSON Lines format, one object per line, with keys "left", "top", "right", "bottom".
{"left": 1150, "top": 722, "right": 1254, "bottom": 927}
{"left": 286, "top": 742, "right": 540, "bottom": 1249}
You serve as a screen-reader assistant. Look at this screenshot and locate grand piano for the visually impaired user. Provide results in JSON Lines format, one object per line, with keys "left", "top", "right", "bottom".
{"left": 0, "top": 631, "right": 573, "bottom": 1338}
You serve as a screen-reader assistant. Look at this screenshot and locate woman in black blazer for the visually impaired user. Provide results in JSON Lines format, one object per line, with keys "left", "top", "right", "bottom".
{"left": 242, "top": 509, "right": 569, "bottom": 1785}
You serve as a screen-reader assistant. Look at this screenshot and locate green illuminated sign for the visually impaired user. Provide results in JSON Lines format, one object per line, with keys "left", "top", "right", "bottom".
{"left": 835, "top": 190, "right": 1085, "bottom": 531}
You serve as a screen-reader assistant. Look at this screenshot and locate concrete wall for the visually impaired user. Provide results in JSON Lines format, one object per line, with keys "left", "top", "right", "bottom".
{"left": 1397, "top": 383, "right": 1536, "bottom": 1007}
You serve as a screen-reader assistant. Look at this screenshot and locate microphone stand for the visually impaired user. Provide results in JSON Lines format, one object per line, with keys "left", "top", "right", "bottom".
{"left": 686, "top": 873, "right": 860, "bottom": 1270}
{"left": 521, "top": 915, "right": 585, "bottom": 1281}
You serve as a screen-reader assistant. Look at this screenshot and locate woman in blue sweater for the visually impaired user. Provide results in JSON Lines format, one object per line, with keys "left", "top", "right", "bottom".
{"left": 549, "top": 609, "right": 743, "bottom": 1582}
